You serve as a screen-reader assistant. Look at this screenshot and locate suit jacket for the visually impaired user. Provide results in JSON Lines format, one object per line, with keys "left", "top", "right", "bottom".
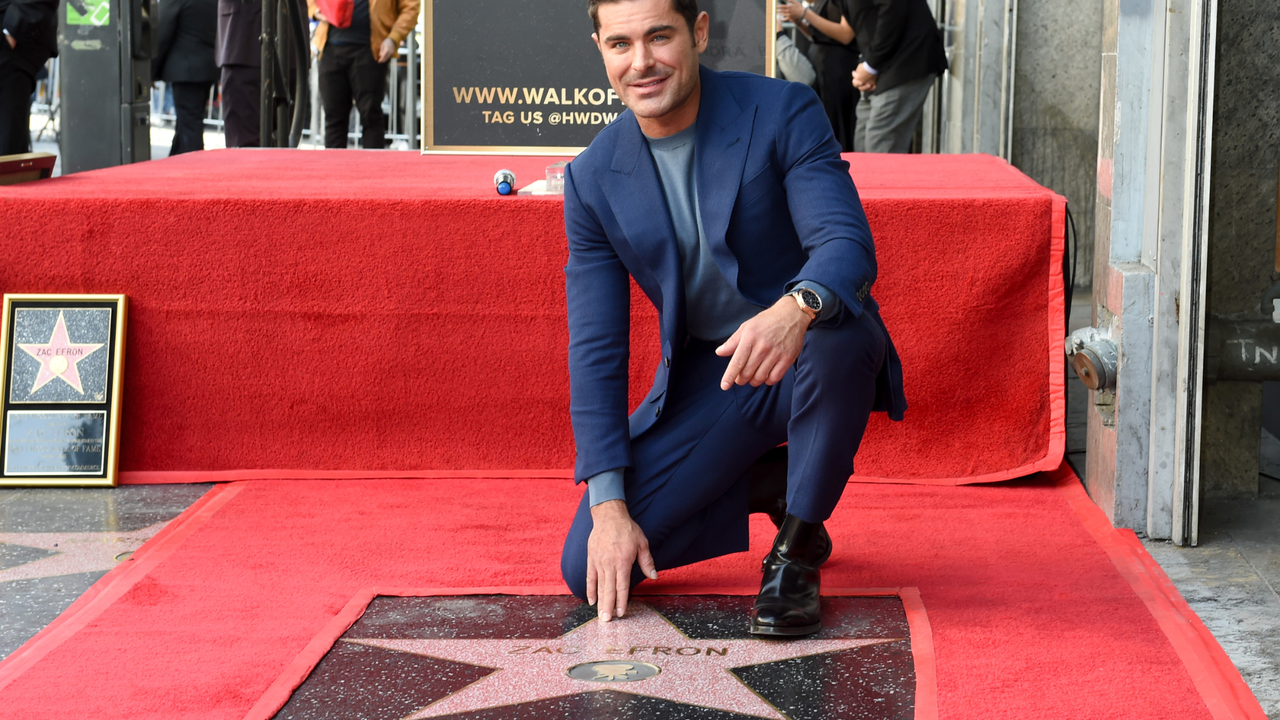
{"left": 216, "top": 0, "right": 260, "bottom": 67}
{"left": 0, "top": 0, "right": 57, "bottom": 78}
{"left": 563, "top": 66, "right": 906, "bottom": 483}
{"left": 847, "top": 0, "right": 947, "bottom": 93}
{"left": 154, "top": 0, "right": 219, "bottom": 83}
{"left": 307, "top": 0, "right": 418, "bottom": 60}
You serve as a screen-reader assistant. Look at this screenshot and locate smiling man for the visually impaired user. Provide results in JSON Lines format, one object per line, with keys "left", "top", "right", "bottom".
{"left": 560, "top": 0, "right": 905, "bottom": 636}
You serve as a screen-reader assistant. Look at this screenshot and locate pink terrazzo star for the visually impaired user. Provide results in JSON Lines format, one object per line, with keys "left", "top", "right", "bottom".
{"left": 0, "top": 523, "right": 164, "bottom": 583}
{"left": 351, "top": 601, "right": 902, "bottom": 719}
{"left": 17, "top": 311, "right": 104, "bottom": 395}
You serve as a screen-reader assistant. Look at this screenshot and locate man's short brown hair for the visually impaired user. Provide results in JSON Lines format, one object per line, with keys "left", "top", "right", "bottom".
{"left": 587, "top": 0, "right": 700, "bottom": 38}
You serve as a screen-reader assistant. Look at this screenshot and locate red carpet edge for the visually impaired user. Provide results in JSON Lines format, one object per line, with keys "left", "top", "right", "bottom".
{"left": 118, "top": 469, "right": 578, "bottom": 484}
{"left": 0, "top": 483, "right": 244, "bottom": 692}
{"left": 117, "top": 447, "right": 1068, "bottom": 487}
{"left": 1049, "top": 465, "right": 1267, "bottom": 720}
{"left": 241, "top": 586, "right": 938, "bottom": 720}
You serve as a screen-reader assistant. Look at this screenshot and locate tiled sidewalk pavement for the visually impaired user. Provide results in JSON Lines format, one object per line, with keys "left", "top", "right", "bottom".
{"left": 0, "top": 484, "right": 210, "bottom": 660}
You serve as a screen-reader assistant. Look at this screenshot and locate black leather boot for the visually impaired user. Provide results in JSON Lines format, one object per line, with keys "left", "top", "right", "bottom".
{"left": 750, "top": 513, "right": 825, "bottom": 636}
{"left": 746, "top": 447, "right": 832, "bottom": 569}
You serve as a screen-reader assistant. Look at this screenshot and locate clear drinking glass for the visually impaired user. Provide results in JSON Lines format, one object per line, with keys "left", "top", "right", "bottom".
{"left": 546, "top": 161, "right": 567, "bottom": 194}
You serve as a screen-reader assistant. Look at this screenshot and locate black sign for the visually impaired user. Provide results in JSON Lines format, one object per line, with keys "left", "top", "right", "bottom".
{"left": 424, "top": 0, "right": 773, "bottom": 152}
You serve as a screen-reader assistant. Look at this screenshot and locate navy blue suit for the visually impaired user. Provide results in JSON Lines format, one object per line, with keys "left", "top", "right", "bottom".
{"left": 560, "top": 67, "right": 905, "bottom": 599}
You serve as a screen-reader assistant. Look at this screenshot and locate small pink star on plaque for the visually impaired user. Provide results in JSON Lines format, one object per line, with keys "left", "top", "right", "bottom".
{"left": 17, "top": 311, "right": 104, "bottom": 395}
{"left": 350, "top": 601, "right": 901, "bottom": 719}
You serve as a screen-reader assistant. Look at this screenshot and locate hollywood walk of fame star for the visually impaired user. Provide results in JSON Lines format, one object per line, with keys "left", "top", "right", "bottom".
{"left": 0, "top": 522, "right": 165, "bottom": 583}
{"left": 350, "top": 601, "right": 903, "bottom": 719}
{"left": 17, "top": 311, "right": 105, "bottom": 395}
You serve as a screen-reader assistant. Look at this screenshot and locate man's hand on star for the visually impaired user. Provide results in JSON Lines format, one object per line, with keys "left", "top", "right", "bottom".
{"left": 587, "top": 499, "right": 658, "bottom": 622}
{"left": 716, "top": 296, "right": 811, "bottom": 390}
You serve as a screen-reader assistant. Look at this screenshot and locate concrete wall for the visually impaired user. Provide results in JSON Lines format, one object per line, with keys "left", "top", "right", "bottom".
{"left": 1079, "top": 0, "right": 1160, "bottom": 530}
{"left": 1201, "top": 0, "right": 1280, "bottom": 498}
{"left": 1010, "top": 0, "right": 1104, "bottom": 290}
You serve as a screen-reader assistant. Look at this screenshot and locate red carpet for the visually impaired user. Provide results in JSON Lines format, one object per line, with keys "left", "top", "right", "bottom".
{"left": 0, "top": 150, "right": 1063, "bottom": 484}
{"left": 0, "top": 466, "right": 1263, "bottom": 719}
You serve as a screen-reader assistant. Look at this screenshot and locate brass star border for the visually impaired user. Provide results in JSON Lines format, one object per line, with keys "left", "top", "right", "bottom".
{"left": 246, "top": 586, "right": 938, "bottom": 720}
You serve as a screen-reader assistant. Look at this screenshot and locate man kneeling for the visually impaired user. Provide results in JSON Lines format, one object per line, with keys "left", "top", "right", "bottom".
{"left": 560, "top": 0, "right": 906, "bottom": 636}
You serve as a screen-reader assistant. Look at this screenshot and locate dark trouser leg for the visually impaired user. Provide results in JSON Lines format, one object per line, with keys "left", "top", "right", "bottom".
{"left": 784, "top": 310, "right": 886, "bottom": 522}
{"left": 170, "top": 82, "right": 211, "bottom": 155}
{"left": 560, "top": 310, "right": 886, "bottom": 600}
{"left": 0, "top": 67, "right": 35, "bottom": 155}
{"left": 319, "top": 45, "right": 355, "bottom": 148}
{"left": 753, "top": 312, "right": 884, "bottom": 636}
{"left": 219, "top": 65, "right": 260, "bottom": 148}
{"left": 853, "top": 93, "right": 871, "bottom": 153}
{"left": 349, "top": 49, "right": 387, "bottom": 148}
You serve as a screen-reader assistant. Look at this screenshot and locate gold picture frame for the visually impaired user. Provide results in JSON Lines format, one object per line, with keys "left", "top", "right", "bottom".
{"left": 0, "top": 294, "right": 128, "bottom": 487}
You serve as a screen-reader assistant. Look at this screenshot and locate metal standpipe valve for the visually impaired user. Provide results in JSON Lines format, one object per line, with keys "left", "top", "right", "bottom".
{"left": 1066, "top": 327, "right": 1119, "bottom": 391}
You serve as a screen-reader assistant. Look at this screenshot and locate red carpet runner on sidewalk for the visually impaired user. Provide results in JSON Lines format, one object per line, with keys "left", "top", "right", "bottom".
{"left": 0, "top": 150, "right": 1064, "bottom": 484}
{"left": 0, "top": 466, "right": 1264, "bottom": 719}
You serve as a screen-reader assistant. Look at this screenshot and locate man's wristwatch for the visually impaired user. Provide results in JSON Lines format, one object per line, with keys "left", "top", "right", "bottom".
{"left": 789, "top": 288, "right": 822, "bottom": 324}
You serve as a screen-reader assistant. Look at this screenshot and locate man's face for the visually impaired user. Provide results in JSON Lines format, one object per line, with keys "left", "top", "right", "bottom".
{"left": 593, "top": 0, "right": 709, "bottom": 132}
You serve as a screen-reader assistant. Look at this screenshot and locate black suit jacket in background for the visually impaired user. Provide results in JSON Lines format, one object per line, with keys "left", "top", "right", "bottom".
{"left": 154, "top": 0, "right": 219, "bottom": 83}
{"left": 216, "top": 0, "right": 260, "bottom": 67}
{"left": 0, "top": 0, "right": 57, "bottom": 78}
{"left": 847, "top": 0, "right": 947, "bottom": 94}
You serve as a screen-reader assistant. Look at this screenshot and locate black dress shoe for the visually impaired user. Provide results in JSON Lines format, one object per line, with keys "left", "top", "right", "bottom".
{"left": 746, "top": 448, "right": 832, "bottom": 569}
{"left": 749, "top": 513, "right": 824, "bottom": 637}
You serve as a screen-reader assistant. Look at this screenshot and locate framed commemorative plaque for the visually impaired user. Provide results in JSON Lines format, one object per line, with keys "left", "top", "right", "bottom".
{"left": 423, "top": 0, "right": 775, "bottom": 153}
{"left": 0, "top": 295, "right": 127, "bottom": 486}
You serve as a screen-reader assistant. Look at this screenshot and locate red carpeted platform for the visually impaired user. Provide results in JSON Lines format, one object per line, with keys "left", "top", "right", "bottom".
{"left": 0, "top": 466, "right": 1263, "bottom": 719}
{"left": 0, "top": 150, "right": 1063, "bottom": 484}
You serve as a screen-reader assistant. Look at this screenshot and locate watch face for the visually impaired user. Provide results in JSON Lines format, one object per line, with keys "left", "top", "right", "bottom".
{"left": 800, "top": 289, "right": 822, "bottom": 312}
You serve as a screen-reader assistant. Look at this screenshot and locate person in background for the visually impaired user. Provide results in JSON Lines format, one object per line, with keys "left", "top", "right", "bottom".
{"left": 308, "top": 0, "right": 418, "bottom": 149}
{"left": 848, "top": 0, "right": 946, "bottom": 153}
{"left": 0, "top": 0, "right": 55, "bottom": 155}
{"left": 216, "top": 0, "right": 262, "bottom": 147}
{"left": 154, "top": 0, "right": 219, "bottom": 155}
{"left": 778, "top": 0, "right": 856, "bottom": 152}
{"left": 774, "top": 13, "right": 815, "bottom": 87}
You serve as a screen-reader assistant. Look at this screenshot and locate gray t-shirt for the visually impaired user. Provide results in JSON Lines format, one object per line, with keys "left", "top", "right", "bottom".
{"left": 645, "top": 124, "right": 761, "bottom": 342}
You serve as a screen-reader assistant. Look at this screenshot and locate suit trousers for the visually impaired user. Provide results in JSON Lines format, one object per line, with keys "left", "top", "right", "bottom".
{"left": 853, "top": 74, "right": 937, "bottom": 154}
{"left": 560, "top": 308, "right": 886, "bottom": 600}
{"left": 220, "top": 64, "right": 260, "bottom": 147}
{"left": 0, "top": 64, "right": 34, "bottom": 156}
{"left": 170, "top": 82, "right": 213, "bottom": 156}
{"left": 319, "top": 43, "right": 387, "bottom": 149}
